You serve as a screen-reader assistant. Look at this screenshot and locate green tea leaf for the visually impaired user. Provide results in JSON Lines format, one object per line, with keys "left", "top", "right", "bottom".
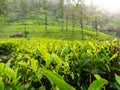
{"left": 115, "top": 74, "right": 120, "bottom": 85}
{"left": 52, "top": 54, "right": 62, "bottom": 70}
{"left": 30, "top": 59, "right": 38, "bottom": 72}
{"left": 16, "top": 83, "right": 24, "bottom": 90}
{"left": 0, "top": 77, "right": 4, "bottom": 90}
{"left": 111, "top": 81, "right": 120, "bottom": 90}
{"left": 5, "top": 67, "right": 14, "bottom": 79}
{"left": 88, "top": 42, "right": 96, "bottom": 50}
{"left": 94, "top": 74, "right": 101, "bottom": 80}
{"left": 110, "top": 53, "right": 118, "bottom": 61}
{"left": 88, "top": 78, "right": 108, "bottom": 90}
{"left": 42, "top": 68, "right": 75, "bottom": 90}
{"left": 0, "top": 63, "right": 4, "bottom": 76}
{"left": 0, "top": 82, "right": 4, "bottom": 90}
{"left": 14, "top": 68, "right": 18, "bottom": 79}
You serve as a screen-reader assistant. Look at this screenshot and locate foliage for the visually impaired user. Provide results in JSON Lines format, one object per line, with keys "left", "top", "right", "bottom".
{"left": 0, "top": 38, "right": 120, "bottom": 89}
{"left": 0, "top": 25, "right": 112, "bottom": 40}
{"left": 88, "top": 74, "right": 108, "bottom": 90}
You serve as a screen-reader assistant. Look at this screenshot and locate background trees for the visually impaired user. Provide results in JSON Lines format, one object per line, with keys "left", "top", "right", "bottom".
{"left": 0, "top": 0, "right": 119, "bottom": 38}
{"left": 57, "top": 0, "right": 65, "bottom": 31}
{"left": 76, "top": 0, "right": 86, "bottom": 39}
{"left": 0, "top": 0, "right": 7, "bottom": 25}
{"left": 0, "top": 0, "right": 7, "bottom": 16}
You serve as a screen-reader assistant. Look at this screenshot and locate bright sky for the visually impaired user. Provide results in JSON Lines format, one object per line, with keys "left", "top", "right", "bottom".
{"left": 85, "top": 0, "right": 120, "bottom": 13}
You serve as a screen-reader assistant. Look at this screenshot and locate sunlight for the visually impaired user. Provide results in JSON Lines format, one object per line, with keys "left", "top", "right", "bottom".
{"left": 85, "top": 0, "right": 120, "bottom": 12}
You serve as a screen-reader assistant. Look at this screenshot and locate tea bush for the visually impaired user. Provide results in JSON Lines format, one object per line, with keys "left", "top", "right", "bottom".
{"left": 0, "top": 38, "right": 120, "bottom": 90}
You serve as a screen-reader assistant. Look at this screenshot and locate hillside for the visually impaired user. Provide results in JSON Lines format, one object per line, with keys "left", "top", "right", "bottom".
{"left": 0, "top": 25, "right": 115, "bottom": 40}
{"left": 0, "top": 0, "right": 120, "bottom": 90}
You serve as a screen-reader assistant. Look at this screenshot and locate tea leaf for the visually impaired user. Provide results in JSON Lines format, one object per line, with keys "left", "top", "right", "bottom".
{"left": 30, "top": 59, "right": 38, "bottom": 72}
{"left": 88, "top": 78, "right": 108, "bottom": 90}
{"left": 110, "top": 53, "right": 118, "bottom": 61}
{"left": 115, "top": 74, "right": 120, "bottom": 85}
{"left": 88, "top": 42, "right": 96, "bottom": 50}
{"left": 0, "top": 63, "right": 4, "bottom": 76}
{"left": 0, "top": 77, "right": 4, "bottom": 90}
{"left": 0, "top": 82, "right": 4, "bottom": 90}
{"left": 5, "top": 67, "right": 14, "bottom": 79}
{"left": 94, "top": 74, "right": 101, "bottom": 80}
{"left": 42, "top": 68, "right": 75, "bottom": 90}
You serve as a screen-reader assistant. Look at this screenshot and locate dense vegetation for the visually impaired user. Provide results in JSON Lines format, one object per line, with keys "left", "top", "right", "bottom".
{"left": 0, "top": 0, "right": 119, "bottom": 39}
{"left": 0, "top": 0, "right": 120, "bottom": 90}
{"left": 0, "top": 38, "right": 120, "bottom": 90}
{"left": 0, "top": 25, "right": 113, "bottom": 40}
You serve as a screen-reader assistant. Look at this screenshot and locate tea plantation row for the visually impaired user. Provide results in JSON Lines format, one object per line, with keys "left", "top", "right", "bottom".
{"left": 0, "top": 38, "right": 120, "bottom": 90}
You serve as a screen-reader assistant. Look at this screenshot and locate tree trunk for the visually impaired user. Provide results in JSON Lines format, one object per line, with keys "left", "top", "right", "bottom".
{"left": 72, "top": 25, "right": 74, "bottom": 36}
{"left": 66, "top": 15, "right": 68, "bottom": 31}
{"left": 61, "top": 24, "right": 64, "bottom": 32}
{"left": 24, "top": 24, "right": 27, "bottom": 38}
{"left": 72, "top": 16, "right": 74, "bottom": 36}
{"left": 61, "top": 19, "right": 64, "bottom": 32}
{"left": 95, "top": 18, "right": 98, "bottom": 37}
{"left": 45, "top": 10, "right": 48, "bottom": 33}
{"left": 80, "top": 19, "right": 84, "bottom": 40}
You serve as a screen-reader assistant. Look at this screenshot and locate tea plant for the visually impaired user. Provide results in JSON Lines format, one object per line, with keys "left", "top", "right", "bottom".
{"left": 0, "top": 38, "right": 120, "bottom": 90}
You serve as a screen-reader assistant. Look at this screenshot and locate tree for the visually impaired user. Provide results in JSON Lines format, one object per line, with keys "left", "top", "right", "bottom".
{"left": 64, "top": 0, "right": 71, "bottom": 31}
{"left": 19, "top": 0, "right": 29, "bottom": 37}
{"left": 43, "top": 0, "right": 49, "bottom": 33}
{"left": 19, "top": 0, "right": 29, "bottom": 19}
{"left": 0, "top": 0, "right": 7, "bottom": 16}
{"left": 57, "top": 0, "right": 65, "bottom": 31}
{"left": 0, "top": 0, "right": 8, "bottom": 26}
{"left": 76, "top": 0, "right": 86, "bottom": 40}
{"left": 71, "top": 5, "right": 78, "bottom": 35}
{"left": 87, "top": 3, "right": 102, "bottom": 37}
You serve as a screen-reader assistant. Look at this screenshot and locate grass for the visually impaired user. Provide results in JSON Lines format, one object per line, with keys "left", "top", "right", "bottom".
{"left": 0, "top": 24, "right": 115, "bottom": 40}
{"left": 0, "top": 14, "right": 117, "bottom": 40}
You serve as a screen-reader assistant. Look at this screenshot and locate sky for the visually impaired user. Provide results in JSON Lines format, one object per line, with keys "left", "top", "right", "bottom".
{"left": 84, "top": 0, "right": 120, "bottom": 13}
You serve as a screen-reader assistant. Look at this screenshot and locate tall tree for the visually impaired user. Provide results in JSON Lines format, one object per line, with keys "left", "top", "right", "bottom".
{"left": 19, "top": 0, "right": 29, "bottom": 19}
{"left": 43, "top": 0, "right": 49, "bottom": 33}
{"left": 87, "top": 3, "right": 101, "bottom": 37}
{"left": 71, "top": 5, "right": 77, "bottom": 35}
{"left": 0, "top": 0, "right": 8, "bottom": 26}
{"left": 57, "top": 0, "right": 65, "bottom": 31}
{"left": 65, "top": 0, "right": 71, "bottom": 31}
{"left": 76, "top": 0, "right": 86, "bottom": 40}
{"left": 0, "top": 0, "right": 7, "bottom": 16}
